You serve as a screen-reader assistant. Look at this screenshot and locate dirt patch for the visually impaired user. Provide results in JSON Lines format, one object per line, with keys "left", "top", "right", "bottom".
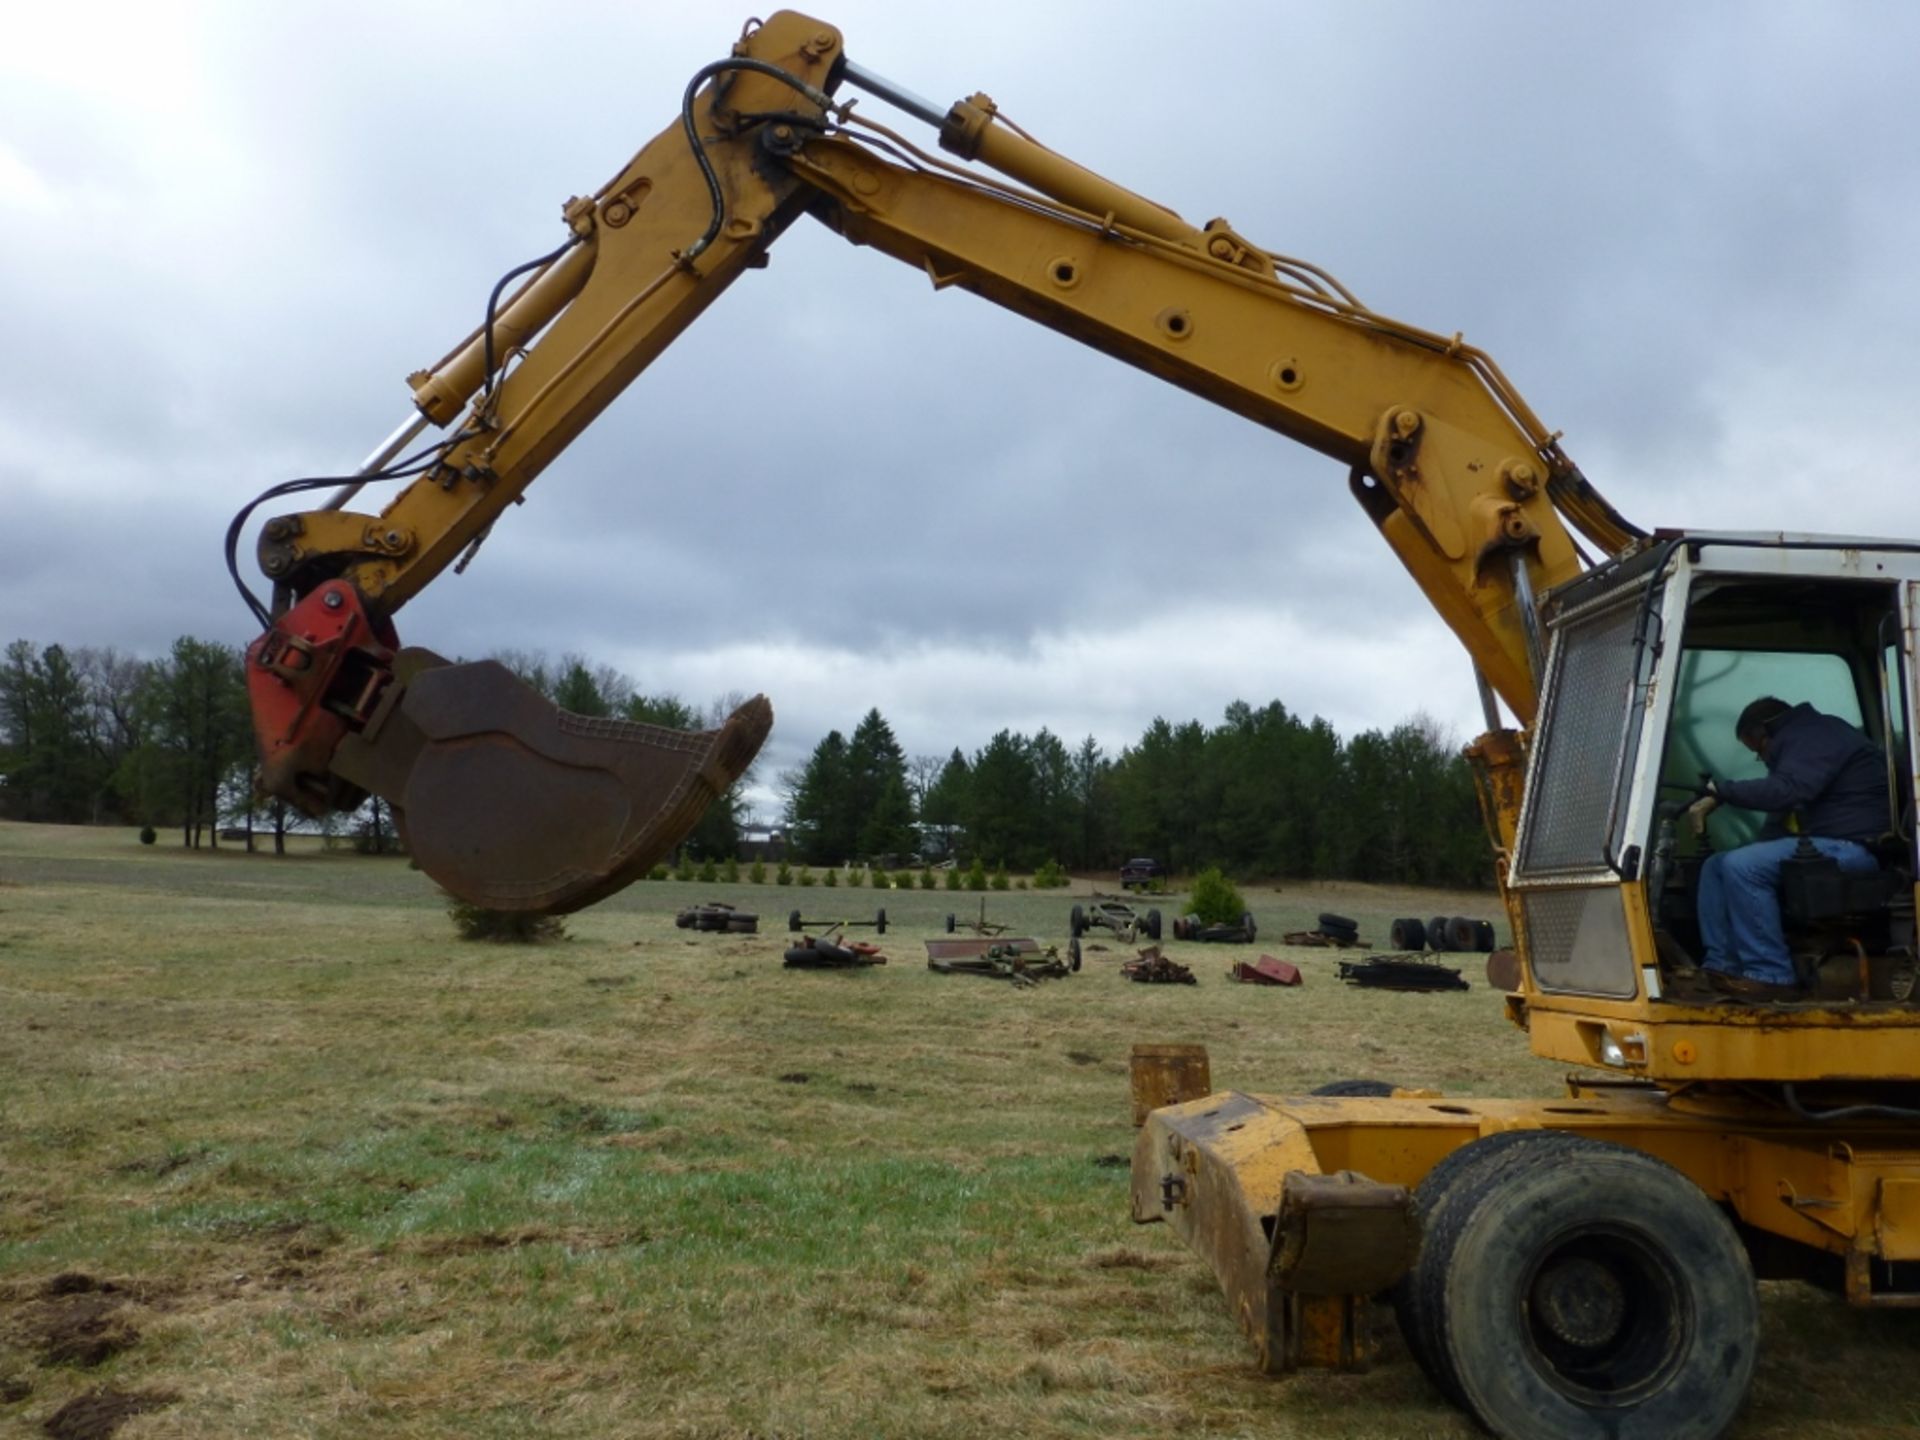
{"left": 777, "top": 1072, "right": 810, "bottom": 1084}
{"left": 11, "top": 1276, "right": 139, "bottom": 1369}
{"left": 1065, "top": 1051, "right": 1101, "bottom": 1066}
{"left": 1083, "top": 1246, "right": 1179, "bottom": 1271}
{"left": 41, "top": 1386, "right": 179, "bottom": 1439}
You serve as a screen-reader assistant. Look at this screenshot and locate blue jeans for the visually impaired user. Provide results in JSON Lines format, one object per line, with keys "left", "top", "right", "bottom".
{"left": 1697, "top": 837, "right": 1878, "bottom": 985}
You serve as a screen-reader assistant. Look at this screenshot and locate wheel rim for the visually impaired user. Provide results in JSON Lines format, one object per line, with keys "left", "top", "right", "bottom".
{"left": 1519, "top": 1224, "right": 1690, "bottom": 1407}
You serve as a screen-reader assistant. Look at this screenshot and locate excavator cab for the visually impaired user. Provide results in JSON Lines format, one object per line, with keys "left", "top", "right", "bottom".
{"left": 1651, "top": 564, "right": 1915, "bottom": 984}
{"left": 1503, "top": 533, "right": 1920, "bottom": 1081}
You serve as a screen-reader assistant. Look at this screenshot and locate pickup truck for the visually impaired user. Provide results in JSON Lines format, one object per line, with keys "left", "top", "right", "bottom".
{"left": 1118, "top": 858, "right": 1168, "bottom": 891}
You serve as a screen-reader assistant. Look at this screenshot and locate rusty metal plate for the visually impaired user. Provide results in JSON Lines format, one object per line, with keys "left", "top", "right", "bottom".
{"left": 1129, "top": 1044, "right": 1213, "bottom": 1127}
{"left": 921, "top": 936, "right": 1040, "bottom": 961}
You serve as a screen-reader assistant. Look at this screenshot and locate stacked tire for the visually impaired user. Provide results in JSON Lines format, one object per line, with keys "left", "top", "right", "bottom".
{"left": 1394, "top": 916, "right": 1497, "bottom": 953}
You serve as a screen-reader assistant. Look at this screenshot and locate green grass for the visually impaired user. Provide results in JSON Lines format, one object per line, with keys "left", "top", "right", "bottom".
{"left": 3, "top": 822, "right": 1917, "bottom": 1437}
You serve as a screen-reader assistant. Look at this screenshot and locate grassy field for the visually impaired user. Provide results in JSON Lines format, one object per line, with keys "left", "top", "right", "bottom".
{"left": 3, "top": 821, "right": 1918, "bottom": 1439}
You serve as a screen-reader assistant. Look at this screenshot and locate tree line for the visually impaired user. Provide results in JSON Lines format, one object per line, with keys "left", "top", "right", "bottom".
{"left": 786, "top": 700, "right": 1491, "bottom": 888}
{"left": 3, "top": 637, "right": 1492, "bottom": 888}
{"left": 0, "top": 639, "right": 749, "bottom": 856}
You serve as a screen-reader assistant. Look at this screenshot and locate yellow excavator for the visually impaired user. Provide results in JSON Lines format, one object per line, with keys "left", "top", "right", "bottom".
{"left": 233, "top": 14, "right": 1918, "bottom": 1438}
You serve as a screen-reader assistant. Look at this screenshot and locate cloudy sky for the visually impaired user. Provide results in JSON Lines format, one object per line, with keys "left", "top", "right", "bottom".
{"left": 4, "top": 2, "right": 1917, "bottom": 820}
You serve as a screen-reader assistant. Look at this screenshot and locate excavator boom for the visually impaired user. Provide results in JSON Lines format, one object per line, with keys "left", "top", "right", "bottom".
{"left": 241, "top": 11, "right": 1639, "bottom": 909}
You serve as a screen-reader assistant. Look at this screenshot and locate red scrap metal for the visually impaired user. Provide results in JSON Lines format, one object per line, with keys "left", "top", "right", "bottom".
{"left": 1230, "top": 955, "right": 1302, "bottom": 986}
{"left": 1122, "top": 946, "right": 1197, "bottom": 985}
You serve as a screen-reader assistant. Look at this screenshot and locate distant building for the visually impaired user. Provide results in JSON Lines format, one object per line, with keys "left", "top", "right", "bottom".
{"left": 738, "top": 827, "right": 787, "bottom": 862}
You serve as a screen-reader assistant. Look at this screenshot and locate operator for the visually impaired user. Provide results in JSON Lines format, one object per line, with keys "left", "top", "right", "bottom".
{"left": 1695, "top": 696, "right": 1891, "bottom": 999}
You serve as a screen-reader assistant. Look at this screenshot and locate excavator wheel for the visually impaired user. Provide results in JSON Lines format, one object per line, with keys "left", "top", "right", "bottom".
{"left": 1307, "top": 1079, "right": 1397, "bottom": 1097}
{"left": 1404, "top": 1132, "right": 1757, "bottom": 1439}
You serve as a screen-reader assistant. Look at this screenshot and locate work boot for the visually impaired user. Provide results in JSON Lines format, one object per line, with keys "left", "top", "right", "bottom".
{"left": 1707, "top": 971, "right": 1803, "bottom": 1003}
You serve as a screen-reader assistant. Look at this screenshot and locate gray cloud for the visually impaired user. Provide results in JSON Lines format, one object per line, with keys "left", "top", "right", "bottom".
{"left": 4, "top": 1, "right": 1916, "bottom": 810}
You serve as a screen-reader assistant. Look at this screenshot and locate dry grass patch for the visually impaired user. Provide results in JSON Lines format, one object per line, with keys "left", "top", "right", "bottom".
{"left": 3, "top": 822, "right": 1917, "bottom": 1437}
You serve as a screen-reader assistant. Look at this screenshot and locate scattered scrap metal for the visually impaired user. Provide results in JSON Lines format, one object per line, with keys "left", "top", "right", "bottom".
{"left": 1122, "top": 945, "right": 1197, "bottom": 985}
{"left": 945, "top": 899, "right": 1012, "bottom": 935}
{"left": 927, "top": 941, "right": 1073, "bottom": 986}
{"left": 675, "top": 901, "right": 758, "bottom": 933}
{"left": 1337, "top": 954, "right": 1469, "bottom": 992}
{"left": 784, "top": 927, "right": 888, "bottom": 969}
{"left": 1229, "top": 955, "right": 1303, "bottom": 986}
{"left": 787, "top": 907, "right": 887, "bottom": 934}
{"left": 1072, "top": 900, "right": 1163, "bottom": 943}
{"left": 1172, "top": 912, "right": 1258, "bottom": 944}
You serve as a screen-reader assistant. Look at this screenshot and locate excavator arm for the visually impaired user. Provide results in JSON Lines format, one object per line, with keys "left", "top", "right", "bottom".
{"left": 240, "top": 11, "right": 1641, "bottom": 911}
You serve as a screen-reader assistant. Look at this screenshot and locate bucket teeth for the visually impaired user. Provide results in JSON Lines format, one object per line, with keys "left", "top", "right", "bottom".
{"left": 331, "top": 654, "right": 770, "bottom": 912}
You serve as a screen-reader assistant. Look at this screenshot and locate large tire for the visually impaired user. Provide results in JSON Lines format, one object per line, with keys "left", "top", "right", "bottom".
{"left": 1069, "top": 937, "right": 1082, "bottom": 973}
{"left": 1414, "top": 1133, "right": 1758, "bottom": 1440}
{"left": 1240, "top": 912, "right": 1257, "bottom": 942}
{"left": 1428, "top": 916, "right": 1454, "bottom": 953}
{"left": 1445, "top": 915, "right": 1481, "bottom": 952}
{"left": 1474, "top": 919, "right": 1497, "bottom": 953}
{"left": 945, "top": 913, "right": 957, "bottom": 933}
{"left": 1070, "top": 904, "right": 1086, "bottom": 938}
{"left": 725, "top": 913, "right": 758, "bottom": 933}
{"left": 1393, "top": 1131, "right": 1593, "bottom": 1403}
{"left": 1390, "top": 917, "right": 1427, "bottom": 951}
{"left": 874, "top": 908, "right": 887, "bottom": 935}
{"left": 787, "top": 908, "right": 803, "bottom": 933}
{"left": 1317, "top": 911, "right": 1358, "bottom": 936}
{"left": 1144, "top": 909, "right": 1163, "bottom": 941}
{"left": 1308, "top": 1079, "right": 1397, "bottom": 1097}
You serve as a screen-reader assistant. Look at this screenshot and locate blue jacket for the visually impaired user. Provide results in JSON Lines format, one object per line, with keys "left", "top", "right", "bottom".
{"left": 1717, "top": 703, "right": 1891, "bottom": 843}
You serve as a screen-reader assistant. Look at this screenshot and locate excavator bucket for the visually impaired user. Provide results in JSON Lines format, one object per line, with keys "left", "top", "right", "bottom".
{"left": 248, "top": 581, "right": 770, "bottom": 913}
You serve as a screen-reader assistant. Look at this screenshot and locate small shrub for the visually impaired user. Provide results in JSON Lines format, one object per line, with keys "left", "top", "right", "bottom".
{"left": 1016, "top": 877, "right": 1029, "bottom": 890}
{"left": 648, "top": 864, "right": 669, "bottom": 881}
{"left": 723, "top": 856, "right": 740, "bottom": 883}
{"left": 697, "top": 857, "right": 718, "bottom": 883}
{"left": 138, "top": 825, "right": 157, "bottom": 846}
{"left": 990, "top": 860, "right": 1010, "bottom": 892}
{"left": 848, "top": 866, "right": 865, "bottom": 887}
{"left": 967, "top": 857, "right": 988, "bottom": 892}
{"left": 824, "top": 868, "right": 839, "bottom": 888}
{"left": 776, "top": 860, "right": 792, "bottom": 886}
{"left": 750, "top": 858, "right": 766, "bottom": 884}
{"left": 895, "top": 870, "right": 917, "bottom": 891}
{"left": 919, "top": 867, "right": 936, "bottom": 890}
{"left": 1033, "top": 859, "right": 1068, "bottom": 889}
{"left": 870, "top": 869, "right": 890, "bottom": 890}
{"left": 944, "top": 866, "right": 963, "bottom": 892}
{"left": 674, "top": 854, "right": 695, "bottom": 881}
{"left": 1187, "top": 865, "right": 1247, "bottom": 926}
{"left": 447, "top": 898, "right": 568, "bottom": 944}
{"left": 799, "top": 865, "right": 816, "bottom": 887}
